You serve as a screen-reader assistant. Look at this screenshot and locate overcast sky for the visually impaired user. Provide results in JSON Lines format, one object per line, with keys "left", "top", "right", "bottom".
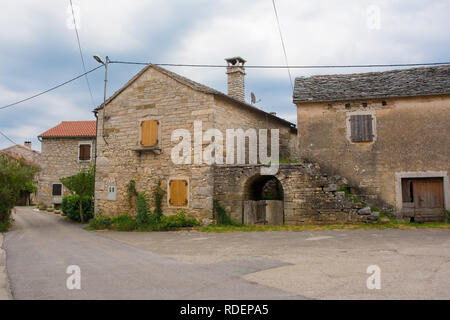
{"left": 0, "top": 0, "right": 449, "bottom": 151}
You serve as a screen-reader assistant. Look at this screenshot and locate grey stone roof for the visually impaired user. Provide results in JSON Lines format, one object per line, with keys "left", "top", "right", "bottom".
{"left": 293, "top": 65, "right": 450, "bottom": 103}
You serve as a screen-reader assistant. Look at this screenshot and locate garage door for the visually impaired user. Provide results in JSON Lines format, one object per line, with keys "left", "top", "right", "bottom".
{"left": 402, "top": 178, "right": 445, "bottom": 222}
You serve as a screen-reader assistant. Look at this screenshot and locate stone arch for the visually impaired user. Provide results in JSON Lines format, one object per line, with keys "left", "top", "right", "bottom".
{"left": 242, "top": 173, "right": 285, "bottom": 225}
{"left": 243, "top": 174, "right": 284, "bottom": 201}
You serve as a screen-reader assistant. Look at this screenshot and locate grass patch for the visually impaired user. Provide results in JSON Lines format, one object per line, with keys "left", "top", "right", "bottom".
{"left": 197, "top": 221, "right": 450, "bottom": 233}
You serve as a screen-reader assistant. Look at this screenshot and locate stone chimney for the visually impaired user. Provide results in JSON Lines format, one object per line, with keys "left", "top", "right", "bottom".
{"left": 24, "top": 141, "right": 32, "bottom": 149}
{"left": 225, "top": 57, "right": 246, "bottom": 102}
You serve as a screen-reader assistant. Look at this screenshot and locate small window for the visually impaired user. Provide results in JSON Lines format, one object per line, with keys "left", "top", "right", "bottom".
{"left": 79, "top": 144, "right": 91, "bottom": 161}
{"left": 350, "top": 114, "right": 374, "bottom": 142}
{"left": 52, "top": 184, "right": 62, "bottom": 196}
{"left": 169, "top": 180, "right": 188, "bottom": 206}
{"left": 141, "top": 120, "right": 159, "bottom": 147}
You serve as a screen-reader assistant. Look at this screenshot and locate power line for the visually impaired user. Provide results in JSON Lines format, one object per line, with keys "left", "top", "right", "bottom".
{"left": 0, "top": 65, "right": 103, "bottom": 111}
{"left": 1, "top": 59, "right": 448, "bottom": 112}
{"left": 69, "top": 0, "right": 95, "bottom": 109}
{"left": 271, "top": 0, "right": 293, "bottom": 91}
{"left": 0, "top": 130, "right": 17, "bottom": 146}
{"left": 109, "top": 60, "right": 450, "bottom": 69}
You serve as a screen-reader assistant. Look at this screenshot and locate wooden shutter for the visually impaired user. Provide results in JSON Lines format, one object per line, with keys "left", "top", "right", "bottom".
{"left": 141, "top": 120, "right": 159, "bottom": 147}
{"left": 169, "top": 180, "right": 188, "bottom": 206}
{"left": 52, "top": 184, "right": 62, "bottom": 196}
{"left": 79, "top": 144, "right": 91, "bottom": 160}
{"left": 350, "top": 114, "right": 373, "bottom": 142}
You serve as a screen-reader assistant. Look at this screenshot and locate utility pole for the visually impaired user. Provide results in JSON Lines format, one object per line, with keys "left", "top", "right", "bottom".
{"left": 93, "top": 55, "right": 109, "bottom": 144}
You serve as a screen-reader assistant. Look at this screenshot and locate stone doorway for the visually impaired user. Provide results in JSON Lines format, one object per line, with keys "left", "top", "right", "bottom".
{"left": 401, "top": 177, "right": 445, "bottom": 222}
{"left": 243, "top": 175, "right": 284, "bottom": 225}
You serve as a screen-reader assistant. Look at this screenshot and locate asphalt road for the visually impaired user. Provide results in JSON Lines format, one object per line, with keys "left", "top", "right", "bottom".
{"left": 4, "top": 207, "right": 450, "bottom": 299}
{"left": 4, "top": 207, "right": 300, "bottom": 300}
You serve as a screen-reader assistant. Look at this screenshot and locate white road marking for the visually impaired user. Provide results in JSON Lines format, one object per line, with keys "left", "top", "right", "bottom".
{"left": 305, "top": 236, "right": 333, "bottom": 241}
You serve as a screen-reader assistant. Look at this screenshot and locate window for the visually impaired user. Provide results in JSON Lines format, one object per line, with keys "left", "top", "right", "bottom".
{"left": 140, "top": 120, "right": 159, "bottom": 147}
{"left": 168, "top": 180, "right": 188, "bottom": 206}
{"left": 52, "top": 184, "right": 62, "bottom": 196}
{"left": 350, "top": 114, "right": 374, "bottom": 142}
{"left": 79, "top": 144, "right": 91, "bottom": 161}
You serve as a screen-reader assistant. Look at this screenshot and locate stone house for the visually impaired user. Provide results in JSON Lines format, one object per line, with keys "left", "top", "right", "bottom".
{"left": 1, "top": 142, "right": 41, "bottom": 205}
{"left": 294, "top": 65, "right": 450, "bottom": 222}
{"left": 37, "top": 121, "right": 96, "bottom": 207}
{"left": 94, "top": 57, "right": 299, "bottom": 220}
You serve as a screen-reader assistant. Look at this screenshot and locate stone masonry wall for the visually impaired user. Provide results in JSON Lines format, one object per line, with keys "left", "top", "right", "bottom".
{"left": 38, "top": 137, "right": 95, "bottom": 206}
{"left": 213, "top": 163, "right": 373, "bottom": 225}
{"left": 214, "top": 96, "right": 298, "bottom": 162}
{"left": 95, "top": 67, "right": 217, "bottom": 218}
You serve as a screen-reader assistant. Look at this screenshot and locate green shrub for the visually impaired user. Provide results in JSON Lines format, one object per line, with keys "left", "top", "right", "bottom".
{"left": 89, "top": 216, "right": 112, "bottom": 229}
{"left": 87, "top": 211, "right": 199, "bottom": 232}
{"left": 0, "top": 220, "right": 11, "bottom": 232}
{"left": 126, "top": 180, "right": 138, "bottom": 210}
{"left": 111, "top": 214, "right": 138, "bottom": 231}
{"left": 0, "top": 154, "right": 38, "bottom": 224}
{"left": 213, "top": 199, "right": 238, "bottom": 225}
{"left": 62, "top": 195, "right": 94, "bottom": 222}
{"left": 60, "top": 166, "right": 94, "bottom": 223}
{"left": 136, "top": 192, "right": 150, "bottom": 224}
{"left": 157, "top": 211, "right": 199, "bottom": 230}
{"left": 152, "top": 180, "right": 165, "bottom": 220}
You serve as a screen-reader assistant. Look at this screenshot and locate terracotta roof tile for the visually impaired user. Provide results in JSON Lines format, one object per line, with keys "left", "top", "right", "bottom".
{"left": 39, "top": 121, "right": 96, "bottom": 138}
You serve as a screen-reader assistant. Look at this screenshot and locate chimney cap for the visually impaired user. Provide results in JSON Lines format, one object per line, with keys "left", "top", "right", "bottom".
{"left": 225, "top": 57, "right": 246, "bottom": 66}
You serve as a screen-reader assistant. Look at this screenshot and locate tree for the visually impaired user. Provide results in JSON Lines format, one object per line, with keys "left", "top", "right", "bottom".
{"left": 60, "top": 166, "right": 95, "bottom": 223}
{"left": 0, "top": 153, "right": 38, "bottom": 224}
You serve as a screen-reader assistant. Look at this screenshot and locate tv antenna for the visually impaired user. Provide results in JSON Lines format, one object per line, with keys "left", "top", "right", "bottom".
{"left": 250, "top": 92, "right": 261, "bottom": 104}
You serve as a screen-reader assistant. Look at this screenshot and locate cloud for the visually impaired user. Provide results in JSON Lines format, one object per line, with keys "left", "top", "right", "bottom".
{"left": 0, "top": 0, "right": 449, "bottom": 151}
{"left": 0, "top": 84, "right": 94, "bottom": 151}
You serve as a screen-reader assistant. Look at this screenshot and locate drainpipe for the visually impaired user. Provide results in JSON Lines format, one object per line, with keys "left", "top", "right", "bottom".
{"left": 93, "top": 110, "right": 99, "bottom": 216}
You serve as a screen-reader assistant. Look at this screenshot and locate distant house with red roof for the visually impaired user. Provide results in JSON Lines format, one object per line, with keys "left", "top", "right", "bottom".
{"left": 1, "top": 142, "right": 41, "bottom": 206}
{"left": 37, "top": 121, "right": 96, "bottom": 207}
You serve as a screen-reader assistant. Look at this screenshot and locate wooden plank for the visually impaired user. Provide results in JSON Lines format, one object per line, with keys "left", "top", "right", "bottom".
{"left": 413, "top": 178, "right": 444, "bottom": 222}
{"left": 79, "top": 144, "right": 90, "bottom": 160}
{"left": 351, "top": 114, "right": 373, "bottom": 142}
{"left": 243, "top": 201, "right": 257, "bottom": 224}
{"left": 169, "top": 180, "right": 187, "bottom": 206}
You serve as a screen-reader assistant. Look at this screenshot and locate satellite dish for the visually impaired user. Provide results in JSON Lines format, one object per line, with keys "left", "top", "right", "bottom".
{"left": 250, "top": 92, "right": 261, "bottom": 105}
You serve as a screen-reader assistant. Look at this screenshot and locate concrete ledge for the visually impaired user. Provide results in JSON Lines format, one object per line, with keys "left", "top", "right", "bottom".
{"left": 0, "top": 234, "right": 12, "bottom": 300}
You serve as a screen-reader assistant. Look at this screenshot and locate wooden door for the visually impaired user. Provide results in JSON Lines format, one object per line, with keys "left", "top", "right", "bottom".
{"left": 412, "top": 178, "right": 445, "bottom": 222}
{"left": 243, "top": 201, "right": 267, "bottom": 225}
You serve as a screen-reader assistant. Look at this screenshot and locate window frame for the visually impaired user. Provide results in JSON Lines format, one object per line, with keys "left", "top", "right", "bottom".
{"left": 138, "top": 118, "right": 161, "bottom": 149}
{"left": 78, "top": 141, "right": 93, "bottom": 162}
{"left": 52, "top": 183, "right": 63, "bottom": 196}
{"left": 167, "top": 177, "right": 190, "bottom": 208}
{"left": 345, "top": 110, "right": 377, "bottom": 144}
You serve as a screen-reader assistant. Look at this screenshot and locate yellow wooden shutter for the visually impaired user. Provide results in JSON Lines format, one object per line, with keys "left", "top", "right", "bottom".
{"left": 169, "top": 180, "right": 187, "bottom": 206}
{"left": 141, "top": 120, "right": 159, "bottom": 147}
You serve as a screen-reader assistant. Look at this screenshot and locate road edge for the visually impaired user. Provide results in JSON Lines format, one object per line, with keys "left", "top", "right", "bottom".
{"left": 0, "top": 233, "right": 12, "bottom": 300}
